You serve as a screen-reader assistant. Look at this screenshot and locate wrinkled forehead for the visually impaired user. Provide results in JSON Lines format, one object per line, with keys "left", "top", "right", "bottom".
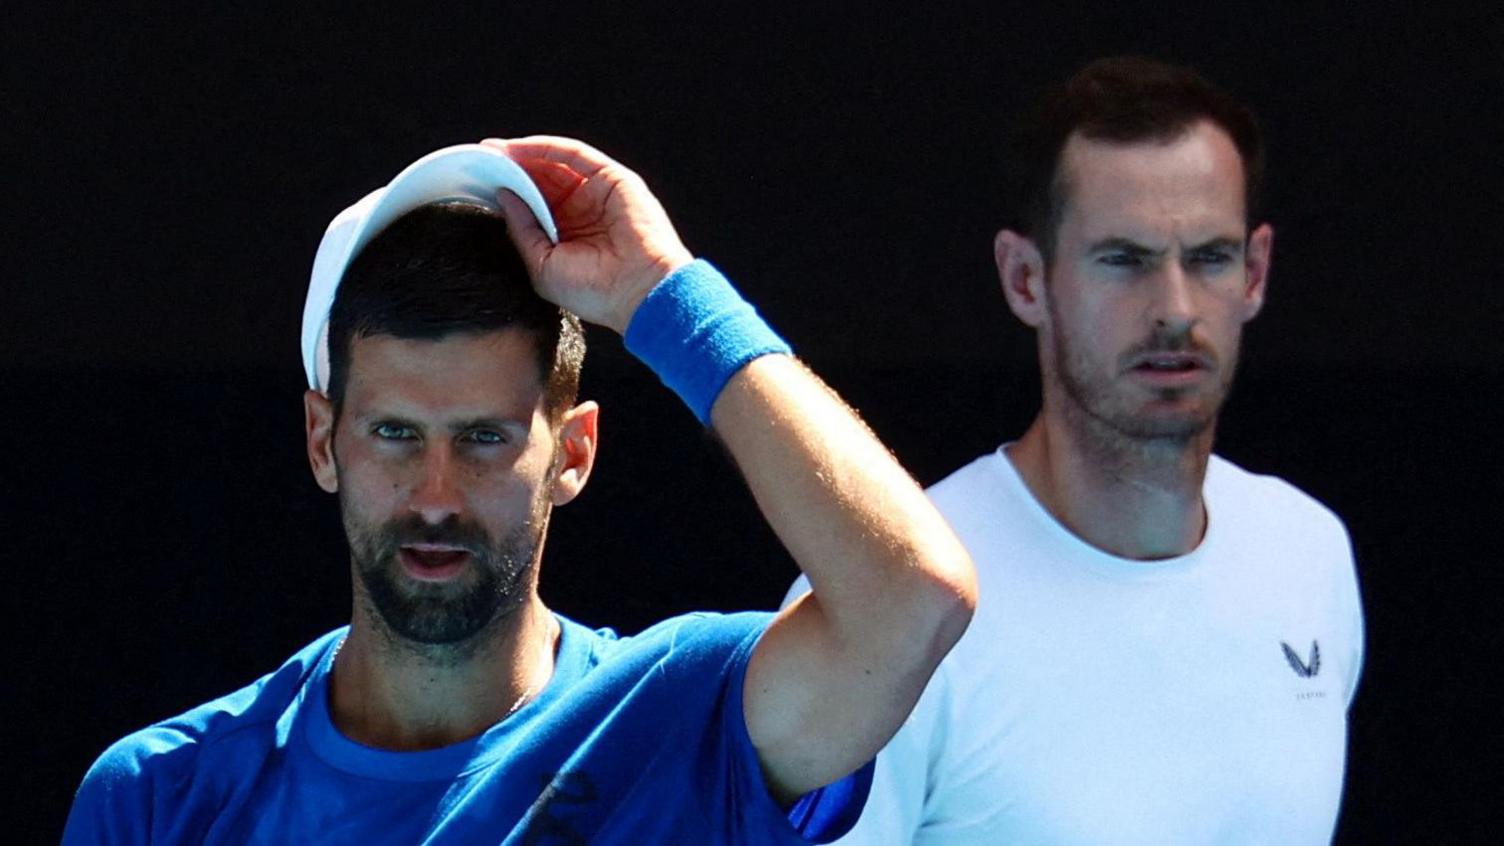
{"left": 1056, "top": 122, "right": 1248, "bottom": 241}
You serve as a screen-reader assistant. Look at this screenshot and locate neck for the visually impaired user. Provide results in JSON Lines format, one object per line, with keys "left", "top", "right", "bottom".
{"left": 1009, "top": 404, "right": 1214, "bottom": 560}
{"left": 329, "top": 594, "right": 558, "bottom": 750}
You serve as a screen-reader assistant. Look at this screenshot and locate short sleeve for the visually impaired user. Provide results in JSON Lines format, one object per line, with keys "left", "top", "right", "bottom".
{"left": 61, "top": 728, "right": 185, "bottom": 846}
{"left": 722, "top": 616, "right": 873, "bottom": 843}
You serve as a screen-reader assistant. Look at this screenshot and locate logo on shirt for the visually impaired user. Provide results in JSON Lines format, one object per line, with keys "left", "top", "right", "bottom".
{"left": 1281, "top": 640, "right": 1321, "bottom": 678}
{"left": 519, "top": 771, "right": 597, "bottom": 845}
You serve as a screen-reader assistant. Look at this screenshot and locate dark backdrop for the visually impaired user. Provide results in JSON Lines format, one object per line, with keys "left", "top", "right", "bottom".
{"left": 6, "top": 3, "right": 1501, "bottom": 842}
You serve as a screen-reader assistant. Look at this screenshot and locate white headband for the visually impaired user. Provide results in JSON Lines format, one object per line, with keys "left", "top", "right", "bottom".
{"left": 300, "top": 143, "right": 558, "bottom": 392}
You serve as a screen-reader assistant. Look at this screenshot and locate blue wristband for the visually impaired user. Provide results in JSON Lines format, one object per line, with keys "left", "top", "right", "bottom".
{"left": 623, "top": 259, "right": 792, "bottom": 424}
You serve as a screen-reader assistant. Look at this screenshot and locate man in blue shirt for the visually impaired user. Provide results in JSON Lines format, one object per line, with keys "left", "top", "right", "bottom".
{"left": 62, "top": 136, "right": 977, "bottom": 844}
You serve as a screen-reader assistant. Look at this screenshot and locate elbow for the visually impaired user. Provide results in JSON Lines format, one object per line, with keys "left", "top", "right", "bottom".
{"left": 816, "top": 525, "right": 978, "bottom": 676}
{"left": 923, "top": 548, "right": 978, "bottom": 660}
{"left": 878, "top": 539, "right": 975, "bottom": 671}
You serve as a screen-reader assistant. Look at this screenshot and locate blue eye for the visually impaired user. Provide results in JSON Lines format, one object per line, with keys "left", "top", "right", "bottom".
{"left": 463, "top": 430, "right": 506, "bottom": 446}
{"left": 1190, "top": 250, "right": 1233, "bottom": 266}
{"left": 373, "top": 423, "right": 416, "bottom": 440}
{"left": 1099, "top": 252, "right": 1143, "bottom": 267}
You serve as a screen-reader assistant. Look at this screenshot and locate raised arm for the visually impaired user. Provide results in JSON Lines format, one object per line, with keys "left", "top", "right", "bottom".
{"left": 489, "top": 135, "right": 976, "bottom": 802}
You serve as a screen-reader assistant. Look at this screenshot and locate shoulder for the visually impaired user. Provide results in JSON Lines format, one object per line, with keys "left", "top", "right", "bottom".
{"left": 1208, "top": 455, "right": 1352, "bottom": 544}
{"left": 547, "top": 612, "right": 774, "bottom": 719}
{"left": 926, "top": 449, "right": 1018, "bottom": 528}
{"left": 1207, "top": 456, "right": 1361, "bottom": 628}
{"left": 1209, "top": 457, "right": 1366, "bottom": 701}
{"left": 65, "top": 631, "right": 342, "bottom": 835}
{"left": 927, "top": 450, "right": 1008, "bottom": 502}
{"left": 598, "top": 612, "right": 772, "bottom": 677}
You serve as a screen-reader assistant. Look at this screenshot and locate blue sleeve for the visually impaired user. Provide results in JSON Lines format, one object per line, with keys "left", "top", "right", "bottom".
{"left": 61, "top": 732, "right": 175, "bottom": 845}
{"left": 62, "top": 770, "right": 126, "bottom": 845}
{"left": 687, "top": 612, "right": 874, "bottom": 843}
{"left": 787, "top": 767, "right": 874, "bottom": 843}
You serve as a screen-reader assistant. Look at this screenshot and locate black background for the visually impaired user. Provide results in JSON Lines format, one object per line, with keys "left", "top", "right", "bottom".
{"left": 6, "top": 3, "right": 1502, "bottom": 842}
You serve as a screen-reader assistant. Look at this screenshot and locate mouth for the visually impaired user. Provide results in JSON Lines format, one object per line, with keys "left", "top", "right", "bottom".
{"left": 397, "top": 543, "right": 474, "bottom": 582}
{"left": 1127, "top": 353, "right": 1212, "bottom": 385}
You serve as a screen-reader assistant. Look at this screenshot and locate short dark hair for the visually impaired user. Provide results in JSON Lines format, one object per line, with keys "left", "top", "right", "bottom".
{"left": 1007, "top": 56, "right": 1265, "bottom": 260}
{"left": 326, "top": 203, "right": 585, "bottom": 421}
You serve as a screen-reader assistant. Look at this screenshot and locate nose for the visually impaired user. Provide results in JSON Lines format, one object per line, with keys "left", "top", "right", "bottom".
{"left": 409, "top": 443, "right": 465, "bottom": 525}
{"left": 1151, "top": 263, "right": 1197, "bottom": 336}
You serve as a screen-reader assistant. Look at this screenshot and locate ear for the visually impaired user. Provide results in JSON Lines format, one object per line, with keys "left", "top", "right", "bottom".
{"left": 995, "top": 229, "right": 1048, "bottom": 328}
{"left": 550, "top": 400, "right": 599, "bottom": 507}
{"left": 1242, "top": 223, "right": 1274, "bottom": 321}
{"left": 304, "top": 389, "right": 339, "bottom": 494}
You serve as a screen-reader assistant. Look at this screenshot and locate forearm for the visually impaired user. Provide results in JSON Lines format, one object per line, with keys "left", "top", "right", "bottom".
{"left": 624, "top": 258, "right": 973, "bottom": 622}
{"left": 714, "top": 354, "right": 975, "bottom": 799}
{"left": 619, "top": 260, "right": 974, "bottom": 797}
{"left": 612, "top": 256, "right": 976, "bottom": 797}
{"left": 711, "top": 355, "right": 975, "bottom": 656}
{"left": 488, "top": 134, "right": 977, "bottom": 798}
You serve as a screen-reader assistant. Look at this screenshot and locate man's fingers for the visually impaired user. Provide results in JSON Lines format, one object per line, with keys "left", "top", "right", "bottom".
{"left": 512, "top": 159, "right": 589, "bottom": 212}
{"left": 483, "top": 135, "right": 619, "bottom": 180}
{"left": 495, "top": 188, "right": 553, "bottom": 274}
{"left": 482, "top": 137, "right": 609, "bottom": 225}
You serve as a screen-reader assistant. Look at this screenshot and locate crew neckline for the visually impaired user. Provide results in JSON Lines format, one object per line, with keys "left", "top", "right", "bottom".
{"left": 989, "top": 443, "right": 1221, "bottom": 581}
{"left": 301, "top": 614, "right": 590, "bottom": 782}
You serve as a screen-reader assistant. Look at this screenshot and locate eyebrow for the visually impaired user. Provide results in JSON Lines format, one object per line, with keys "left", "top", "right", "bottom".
{"left": 1086, "top": 237, "right": 1163, "bottom": 258}
{"left": 360, "top": 413, "right": 532, "bottom": 435}
{"left": 1186, "top": 237, "right": 1246, "bottom": 255}
{"left": 1086, "top": 236, "right": 1246, "bottom": 257}
{"left": 447, "top": 416, "right": 530, "bottom": 435}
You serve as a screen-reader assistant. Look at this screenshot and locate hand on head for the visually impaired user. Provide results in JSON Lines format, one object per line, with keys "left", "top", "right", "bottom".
{"left": 483, "top": 136, "right": 694, "bottom": 334}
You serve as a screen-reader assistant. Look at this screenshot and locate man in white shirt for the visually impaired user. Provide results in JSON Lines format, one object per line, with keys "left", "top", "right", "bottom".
{"left": 787, "top": 56, "right": 1364, "bottom": 844}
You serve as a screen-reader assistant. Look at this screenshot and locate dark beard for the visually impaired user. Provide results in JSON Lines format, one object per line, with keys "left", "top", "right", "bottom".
{"left": 345, "top": 507, "right": 544, "bottom": 647}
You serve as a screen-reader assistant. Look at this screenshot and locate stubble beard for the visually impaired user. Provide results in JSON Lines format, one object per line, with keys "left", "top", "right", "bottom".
{"left": 342, "top": 491, "right": 551, "bottom": 651}
{"left": 1048, "top": 317, "right": 1239, "bottom": 455}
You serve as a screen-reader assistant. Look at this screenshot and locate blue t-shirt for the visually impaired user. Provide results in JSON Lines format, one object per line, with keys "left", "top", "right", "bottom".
{"left": 63, "top": 612, "right": 870, "bottom": 844}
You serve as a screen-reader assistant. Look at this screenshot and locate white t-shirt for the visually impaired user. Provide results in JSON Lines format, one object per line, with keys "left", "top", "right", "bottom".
{"left": 785, "top": 448, "right": 1364, "bottom": 845}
